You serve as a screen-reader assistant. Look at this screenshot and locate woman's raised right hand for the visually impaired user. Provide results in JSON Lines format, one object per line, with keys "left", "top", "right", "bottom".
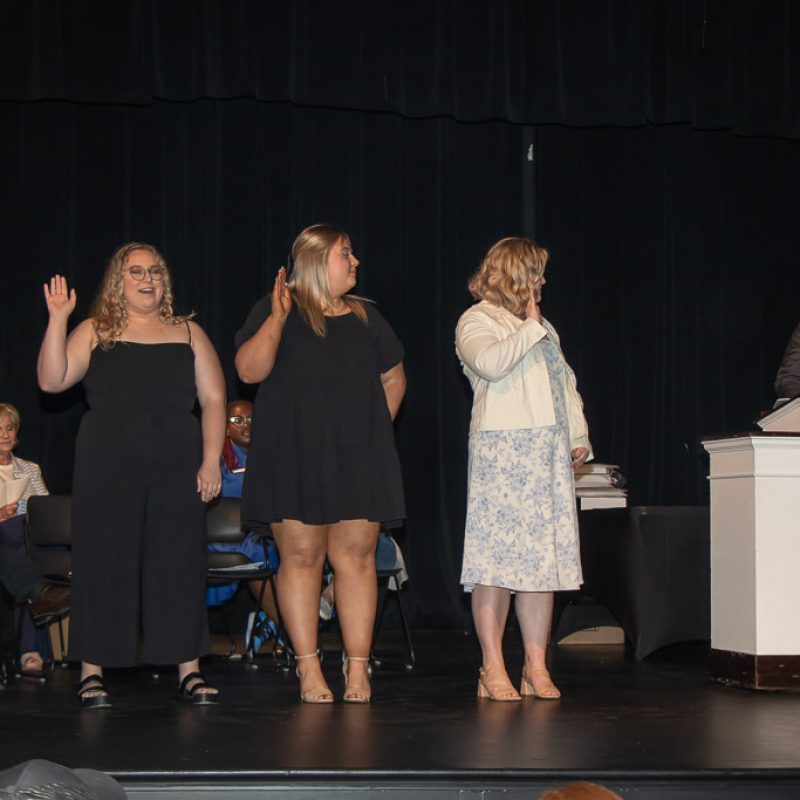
{"left": 43, "top": 275, "right": 77, "bottom": 322}
{"left": 525, "top": 288, "right": 542, "bottom": 323}
{"left": 271, "top": 266, "right": 292, "bottom": 323}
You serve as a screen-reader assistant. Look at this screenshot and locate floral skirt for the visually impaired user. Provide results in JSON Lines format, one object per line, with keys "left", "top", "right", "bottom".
{"left": 461, "top": 427, "right": 583, "bottom": 592}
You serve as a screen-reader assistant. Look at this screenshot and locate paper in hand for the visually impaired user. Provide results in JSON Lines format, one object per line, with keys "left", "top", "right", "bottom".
{"left": 0, "top": 475, "right": 29, "bottom": 507}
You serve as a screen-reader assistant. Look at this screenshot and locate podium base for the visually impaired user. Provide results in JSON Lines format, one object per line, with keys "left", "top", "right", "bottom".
{"left": 710, "top": 648, "right": 800, "bottom": 690}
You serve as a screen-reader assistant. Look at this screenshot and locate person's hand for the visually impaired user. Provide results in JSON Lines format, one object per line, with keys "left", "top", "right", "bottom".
{"left": 525, "top": 288, "right": 541, "bottom": 323}
{"left": 271, "top": 266, "right": 292, "bottom": 324}
{"left": 196, "top": 460, "right": 222, "bottom": 503}
{"left": 43, "top": 275, "right": 77, "bottom": 323}
{"left": 571, "top": 447, "right": 590, "bottom": 470}
{"left": 0, "top": 502, "right": 19, "bottom": 523}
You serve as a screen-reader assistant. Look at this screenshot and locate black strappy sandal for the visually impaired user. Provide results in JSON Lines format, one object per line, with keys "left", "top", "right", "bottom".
{"left": 178, "top": 671, "right": 219, "bottom": 705}
{"left": 76, "top": 675, "right": 111, "bottom": 709}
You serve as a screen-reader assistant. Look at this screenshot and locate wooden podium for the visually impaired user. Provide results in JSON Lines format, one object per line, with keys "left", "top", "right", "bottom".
{"left": 703, "top": 401, "right": 800, "bottom": 689}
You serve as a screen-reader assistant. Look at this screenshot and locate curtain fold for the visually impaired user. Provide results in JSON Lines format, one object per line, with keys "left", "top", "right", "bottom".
{"left": 3, "top": 0, "right": 800, "bottom": 137}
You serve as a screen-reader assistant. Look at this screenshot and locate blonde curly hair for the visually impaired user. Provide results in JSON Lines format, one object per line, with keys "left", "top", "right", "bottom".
{"left": 289, "top": 224, "right": 367, "bottom": 337}
{"left": 89, "top": 242, "right": 193, "bottom": 350}
{"left": 467, "top": 237, "right": 549, "bottom": 319}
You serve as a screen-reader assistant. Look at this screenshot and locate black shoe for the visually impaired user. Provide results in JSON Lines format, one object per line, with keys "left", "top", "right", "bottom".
{"left": 19, "top": 652, "right": 52, "bottom": 681}
{"left": 178, "top": 672, "right": 219, "bottom": 705}
{"left": 29, "top": 584, "right": 71, "bottom": 626}
{"left": 77, "top": 675, "right": 111, "bottom": 709}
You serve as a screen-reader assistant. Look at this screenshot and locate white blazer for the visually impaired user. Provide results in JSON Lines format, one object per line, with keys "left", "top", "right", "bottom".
{"left": 11, "top": 455, "right": 49, "bottom": 516}
{"left": 455, "top": 300, "right": 592, "bottom": 456}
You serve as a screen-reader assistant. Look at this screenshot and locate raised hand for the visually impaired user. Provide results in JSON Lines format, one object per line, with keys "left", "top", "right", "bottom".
{"left": 525, "top": 288, "right": 541, "bottom": 323}
{"left": 43, "top": 275, "right": 77, "bottom": 323}
{"left": 271, "top": 266, "right": 292, "bottom": 323}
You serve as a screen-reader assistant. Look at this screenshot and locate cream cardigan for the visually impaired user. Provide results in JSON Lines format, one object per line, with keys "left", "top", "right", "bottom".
{"left": 10, "top": 455, "right": 49, "bottom": 515}
{"left": 455, "top": 300, "right": 592, "bottom": 456}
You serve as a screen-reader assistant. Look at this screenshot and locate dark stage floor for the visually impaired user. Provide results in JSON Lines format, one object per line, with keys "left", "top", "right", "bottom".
{"left": 2, "top": 631, "right": 800, "bottom": 799}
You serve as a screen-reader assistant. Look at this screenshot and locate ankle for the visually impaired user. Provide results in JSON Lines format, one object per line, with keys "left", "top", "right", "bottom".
{"left": 343, "top": 654, "right": 372, "bottom": 682}
{"left": 481, "top": 662, "right": 510, "bottom": 677}
{"left": 524, "top": 666, "right": 550, "bottom": 678}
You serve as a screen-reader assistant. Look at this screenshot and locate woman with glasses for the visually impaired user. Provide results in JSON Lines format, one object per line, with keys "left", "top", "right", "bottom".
{"left": 236, "top": 224, "right": 406, "bottom": 703}
{"left": 37, "top": 242, "right": 226, "bottom": 707}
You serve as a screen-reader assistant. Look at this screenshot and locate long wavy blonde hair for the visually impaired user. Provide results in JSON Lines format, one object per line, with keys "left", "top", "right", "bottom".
{"left": 468, "top": 237, "right": 549, "bottom": 319}
{"left": 89, "top": 242, "right": 193, "bottom": 350}
{"left": 289, "top": 224, "right": 367, "bottom": 337}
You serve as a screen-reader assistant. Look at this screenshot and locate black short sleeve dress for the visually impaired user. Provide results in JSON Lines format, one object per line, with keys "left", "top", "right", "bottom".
{"left": 235, "top": 300, "right": 405, "bottom": 528}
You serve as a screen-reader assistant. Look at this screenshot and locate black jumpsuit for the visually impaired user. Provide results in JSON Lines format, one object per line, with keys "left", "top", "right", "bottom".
{"left": 68, "top": 337, "right": 208, "bottom": 667}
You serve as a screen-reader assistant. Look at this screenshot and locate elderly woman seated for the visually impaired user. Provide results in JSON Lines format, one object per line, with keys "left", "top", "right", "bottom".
{"left": 0, "top": 403, "right": 53, "bottom": 678}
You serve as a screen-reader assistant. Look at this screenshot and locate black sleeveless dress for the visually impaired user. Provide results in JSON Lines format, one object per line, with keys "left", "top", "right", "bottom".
{"left": 236, "top": 301, "right": 405, "bottom": 529}
{"left": 68, "top": 339, "right": 208, "bottom": 667}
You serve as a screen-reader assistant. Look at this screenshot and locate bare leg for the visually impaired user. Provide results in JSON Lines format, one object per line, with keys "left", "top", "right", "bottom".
{"left": 246, "top": 578, "right": 280, "bottom": 623}
{"left": 327, "top": 519, "right": 379, "bottom": 701}
{"left": 515, "top": 590, "right": 560, "bottom": 698}
{"left": 471, "top": 584, "right": 520, "bottom": 700}
{"left": 272, "top": 520, "right": 332, "bottom": 702}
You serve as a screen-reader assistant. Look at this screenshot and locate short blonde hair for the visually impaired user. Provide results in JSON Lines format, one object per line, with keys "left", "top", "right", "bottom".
{"left": 467, "top": 236, "right": 549, "bottom": 318}
{"left": 289, "top": 224, "right": 367, "bottom": 337}
{"left": 0, "top": 403, "right": 21, "bottom": 430}
{"left": 89, "top": 242, "right": 193, "bottom": 351}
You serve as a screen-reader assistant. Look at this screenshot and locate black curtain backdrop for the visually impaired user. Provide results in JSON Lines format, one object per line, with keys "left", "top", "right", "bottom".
{"left": 4, "top": 1, "right": 800, "bottom": 138}
{"left": 2, "top": 2, "right": 799, "bottom": 627}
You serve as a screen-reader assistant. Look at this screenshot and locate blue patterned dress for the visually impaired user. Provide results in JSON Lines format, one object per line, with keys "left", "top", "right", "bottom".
{"left": 461, "top": 337, "right": 583, "bottom": 592}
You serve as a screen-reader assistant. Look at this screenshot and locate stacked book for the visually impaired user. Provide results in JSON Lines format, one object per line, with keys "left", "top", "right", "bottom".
{"left": 574, "top": 463, "right": 628, "bottom": 509}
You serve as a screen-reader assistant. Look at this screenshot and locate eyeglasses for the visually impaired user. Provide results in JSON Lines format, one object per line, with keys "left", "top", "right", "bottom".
{"left": 127, "top": 266, "right": 165, "bottom": 282}
{"left": 228, "top": 415, "right": 253, "bottom": 426}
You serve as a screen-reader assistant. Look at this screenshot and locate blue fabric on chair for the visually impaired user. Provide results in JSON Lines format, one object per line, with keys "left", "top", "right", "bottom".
{"left": 206, "top": 534, "right": 279, "bottom": 606}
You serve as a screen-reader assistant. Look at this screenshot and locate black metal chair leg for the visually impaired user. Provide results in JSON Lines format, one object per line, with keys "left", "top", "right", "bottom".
{"left": 244, "top": 576, "right": 270, "bottom": 662}
{"left": 391, "top": 576, "right": 416, "bottom": 670}
{"left": 370, "top": 581, "right": 391, "bottom": 666}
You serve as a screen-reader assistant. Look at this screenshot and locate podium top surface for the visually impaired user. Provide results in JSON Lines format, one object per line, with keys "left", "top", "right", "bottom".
{"left": 701, "top": 430, "right": 800, "bottom": 442}
{"left": 757, "top": 396, "right": 800, "bottom": 432}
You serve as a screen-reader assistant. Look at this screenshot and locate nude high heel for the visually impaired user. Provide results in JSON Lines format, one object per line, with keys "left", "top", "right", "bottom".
{"left": 520, "top": 667, "right": 561, "bottom": 700}
{"left": 342, "top": 655, "right": 372, "bottom": 703}
{"left": 295, "top": 652, "right": 334, "bottom": 704}
{"left": 477, "top": 666, "right": 521, "bottom": 702}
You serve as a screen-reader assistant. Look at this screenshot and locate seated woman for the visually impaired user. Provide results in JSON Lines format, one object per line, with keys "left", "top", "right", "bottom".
{"left": 0, "top": 530, "right": 71, "bottom": 627}
{"left": 0, "top": 403, "right": 51, "bottom": 678}
{"left": 207, "top": 399, "right": 280, "bottom": 651}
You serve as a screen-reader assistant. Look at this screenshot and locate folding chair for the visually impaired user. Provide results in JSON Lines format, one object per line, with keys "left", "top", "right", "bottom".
{"left": 371, "top": 565, "right": 415, "bottom": 670}
{"left": 24, "top": 495, "right": 72, "bottom": 662}
{"left": 205, "top": 497, "right": 280, "bottom": 664}
{"left": 321, "top": 534, "right": 416, "bottom": 670}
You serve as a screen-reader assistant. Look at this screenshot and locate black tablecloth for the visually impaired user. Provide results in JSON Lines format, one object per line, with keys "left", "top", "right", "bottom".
{"left": 554, "top": 506, "right": 710, "bottom": 660}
